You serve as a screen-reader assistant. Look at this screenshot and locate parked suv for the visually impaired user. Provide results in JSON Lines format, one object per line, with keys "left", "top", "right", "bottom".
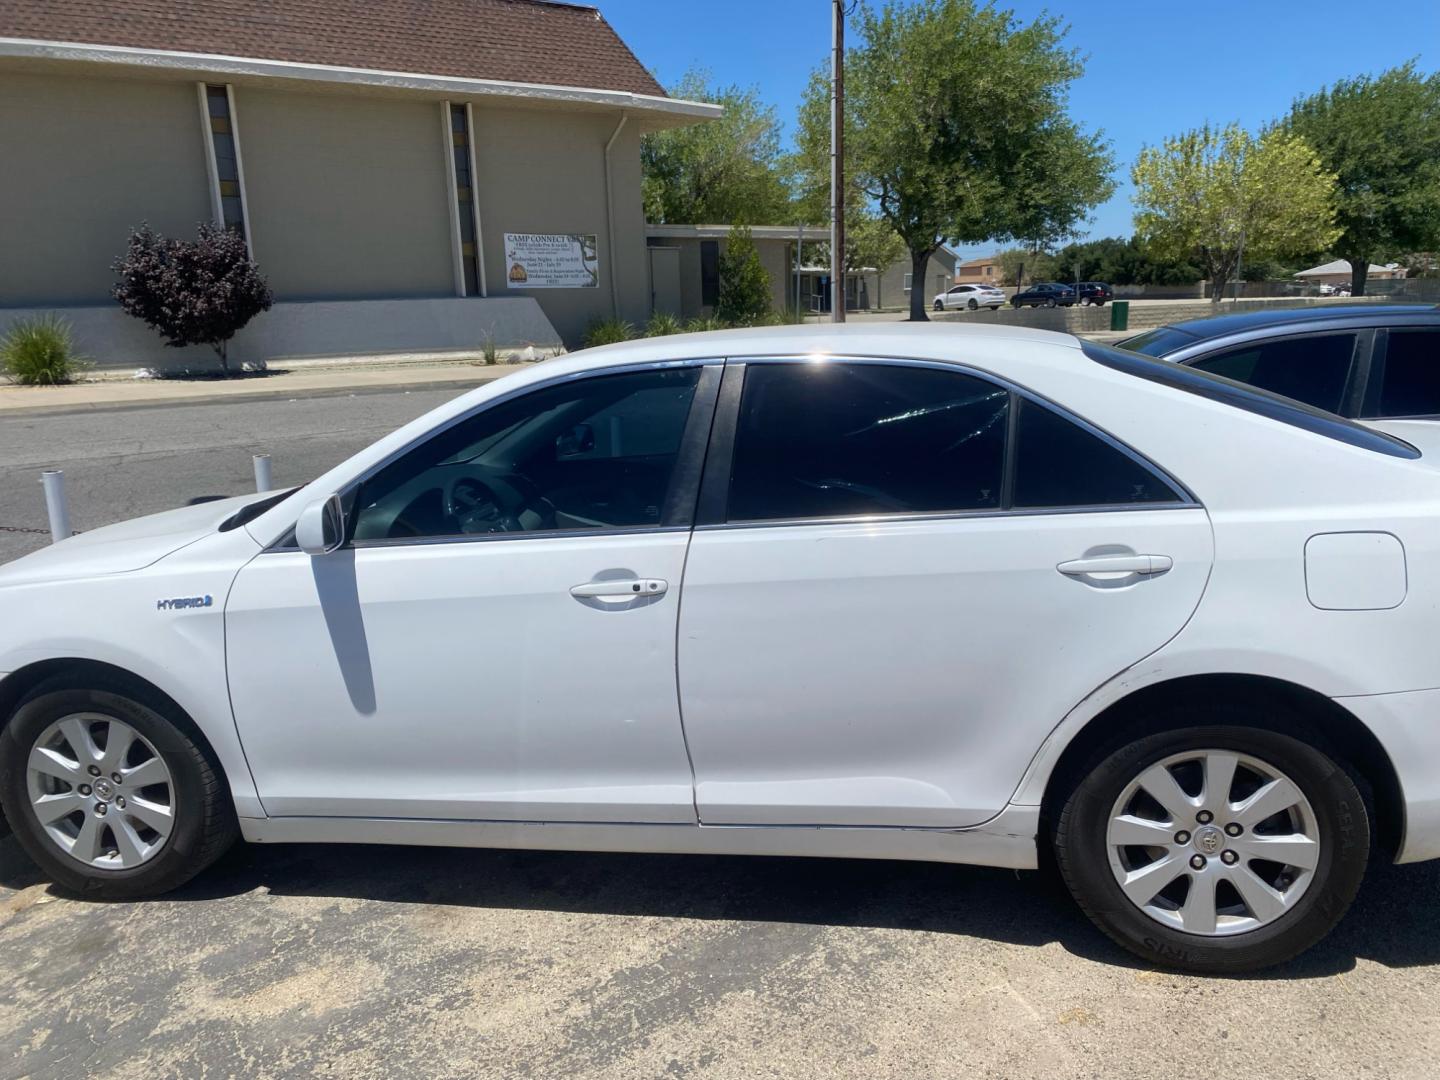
{"left": 1119, "top": 305, "right": 1440, "bottom": 430}
{"left": 1011, "top": 282, "right": 1076, "bottom": 308}
{"left": 1076, "top": 282, "right": 1113, "bottom": 306}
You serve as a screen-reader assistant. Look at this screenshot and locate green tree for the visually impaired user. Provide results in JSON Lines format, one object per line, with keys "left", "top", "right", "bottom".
{"left": 1051, "top": 236, "right": 1200, "bottom": 287}
{"left": 794, "top": 0, "right": 1113, "bottom": 321}
{"left": 1132, "top": 123, "right": 1340, "bottom": 303}
{"left": 642, "top": 70, "right": 793, "bottom": 225}
{"left": 717, "top": 226, "right": 773, "bottom": 325}
{"left": 995, "top": 248, "right": 1056, "bottom": 287}
{"left": 1285, "top": 62, "right": 1440, "bottom": 295}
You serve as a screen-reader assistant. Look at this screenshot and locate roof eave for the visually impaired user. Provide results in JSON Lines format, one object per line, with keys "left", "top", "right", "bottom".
{"left": 0, "top": 37, "right": 721, "bottom": 128}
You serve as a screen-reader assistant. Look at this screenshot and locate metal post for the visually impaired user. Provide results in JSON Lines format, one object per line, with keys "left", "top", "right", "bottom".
{"left": 252, "top": 453, "right": 273, "bottom": 493}
{"left": 830, "top": 0, "right": 846, "bottom": 323}
{"left": 41, "top": 470, "right": 71, "bottom": 543}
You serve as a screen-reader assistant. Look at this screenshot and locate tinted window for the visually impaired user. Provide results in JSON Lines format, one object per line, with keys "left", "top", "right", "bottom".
{"left": 1083, "top": 340, "right": 1419, "bottom": 459}
{"left": 352, "top": 368, "right": 701, "bottom": 542}
{"left": 1376, "top": 329, "right": 1440, "bottom": 417}
{"left": 1188, "top": 333, "right": 1356, "bottom": 413}
{"left": 728, "top": 364, "right": 1007, "bottom": 521}
{"left": 1013, "top": 398, "right": 1181, "bottom": 508}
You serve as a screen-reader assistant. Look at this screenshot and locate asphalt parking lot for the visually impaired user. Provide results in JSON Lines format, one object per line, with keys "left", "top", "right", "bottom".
{"left": 2, "top": 391, "right": 1440, "bottom": 1079}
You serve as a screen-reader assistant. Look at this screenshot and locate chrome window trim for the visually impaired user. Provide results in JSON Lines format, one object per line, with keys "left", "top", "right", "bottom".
{"left": 696, "top": 501, "right": 1203, "bottom": 534}
{"left": 263, "top": 357, "right": 724, "bottom": 553}
{"left": 712, "top": 354, "right": 1199, "bottom": 520}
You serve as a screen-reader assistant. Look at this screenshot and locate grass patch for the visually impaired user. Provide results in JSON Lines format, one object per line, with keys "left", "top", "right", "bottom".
{"left": 0, "top": 314, "right": 84, "bottom": 385}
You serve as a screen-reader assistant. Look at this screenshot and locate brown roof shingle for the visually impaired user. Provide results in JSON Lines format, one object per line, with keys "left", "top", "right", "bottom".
{"left": 0, "top": 0, "right": 665, "bottom": 97}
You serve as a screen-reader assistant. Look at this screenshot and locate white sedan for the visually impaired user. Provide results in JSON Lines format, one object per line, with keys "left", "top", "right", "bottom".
{"left": 933, "top": 283, "right": 1005, "bottom": 311}
{"left": 1, "top": 323, "right": 1435, "bottom": 974}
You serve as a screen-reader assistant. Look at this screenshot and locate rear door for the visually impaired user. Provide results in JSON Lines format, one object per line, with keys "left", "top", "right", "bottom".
{"left": 677, "top": 359, "right": 1214, "bottom": 828}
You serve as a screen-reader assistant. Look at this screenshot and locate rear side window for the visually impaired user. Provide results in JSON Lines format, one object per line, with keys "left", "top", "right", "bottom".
{"left": 728, "top": 364, "right": 1008, "bottom": 521}
{"left": 725, "top": 362, "right": 1185, "bottom": 523}
{"left": 1187, "top": 333, "right": 1357, "bottom": 414}
{"left": 1012, "top": 398, "right": 1180, "bottom": 508}
{"left": 1120, "top": 327, "right": 1201, "bottom": 357}
{"left": 1376, "top": 329, "right": 1440, "bottom": 417}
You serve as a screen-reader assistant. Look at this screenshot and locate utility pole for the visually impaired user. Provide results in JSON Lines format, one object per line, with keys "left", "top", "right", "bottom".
{"left": 830, "top": 0, "right": 846, "bottom": 323}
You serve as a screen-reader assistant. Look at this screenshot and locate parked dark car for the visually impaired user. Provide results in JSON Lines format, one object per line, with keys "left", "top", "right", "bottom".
{"left": 1118, "top": 304, "right": 1440, "bottom": 420}
{"left": 1075, "top": 281, "right": 1113, "bottom": 306}
{"left": 1010, "top": 282, "right": 1076, "bottom": 308}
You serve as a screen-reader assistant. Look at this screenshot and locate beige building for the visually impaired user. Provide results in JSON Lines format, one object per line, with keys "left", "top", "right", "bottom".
{"left": 0, "top": 0, "right": 718, "bottom": 367}
{"left": 1293, "top": 259, "right": 1405, "bottom": 287}
{"left": 956, "top": 255, "right": 1000, "bottom": 284}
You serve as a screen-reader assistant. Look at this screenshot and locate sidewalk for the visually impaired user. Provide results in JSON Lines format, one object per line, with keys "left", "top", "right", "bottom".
{"left": 0, "top": 360, "right": 522, "bottom": 416}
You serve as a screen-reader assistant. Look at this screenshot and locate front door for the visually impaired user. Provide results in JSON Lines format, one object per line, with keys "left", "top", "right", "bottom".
{"left": 677, "top": 360, "right": 1214, "bottom": 828}
{"left": 227, "top": 363, "right": 718, "bottom": 823}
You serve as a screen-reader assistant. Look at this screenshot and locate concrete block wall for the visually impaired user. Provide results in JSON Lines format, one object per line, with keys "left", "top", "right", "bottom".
{"left": 935, "top": 295, "right": 1398, "bottom": 335}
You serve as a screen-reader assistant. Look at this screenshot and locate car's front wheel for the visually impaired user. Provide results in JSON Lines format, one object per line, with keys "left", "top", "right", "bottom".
{"left": 1054, "top": 718, "right": 1368, "bottom": 973}
{"left": 967, "top": 298, "right": 978, "bottom": 310}
{"left": 933, "top": 300, "right": 944, "bottom": 311}
{"left": 0, "top": 678, "right": 237, "bottom": 899}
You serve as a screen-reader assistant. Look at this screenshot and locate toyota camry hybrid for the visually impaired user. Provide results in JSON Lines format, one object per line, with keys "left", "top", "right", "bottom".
{"left": 2, "top": 323, "right": 1438, "bottom": 974}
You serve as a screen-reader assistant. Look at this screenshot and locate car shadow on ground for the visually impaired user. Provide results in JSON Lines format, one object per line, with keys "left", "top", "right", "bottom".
{"left": 3, "top": 833, "right": 1437, "bottom": 978}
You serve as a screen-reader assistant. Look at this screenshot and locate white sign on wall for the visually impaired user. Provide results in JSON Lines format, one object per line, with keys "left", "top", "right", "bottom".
{"left": 504, "top": 233, "right": 599, "bottom": 289}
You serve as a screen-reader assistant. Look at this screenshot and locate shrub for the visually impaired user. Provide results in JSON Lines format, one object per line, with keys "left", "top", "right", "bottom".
{"left": 716, "top": 225, "right": 774, "bottom": 326}
{"left": 582, "top": 317, "right": 635, "bottom": 348}
{"left": 0, "top": 314, "right": 83, "bottom": 385}
{"left": 112, "top": 222, "right": 273, "bottom": 375}
{"left": 480, "top": 333, "right": 499, "bottom": 365}
{"left": 683, "top": 314, "right": 727, "bottom": 333}
{"left": 645, "top": 311, "right": 684, "bottom": 337}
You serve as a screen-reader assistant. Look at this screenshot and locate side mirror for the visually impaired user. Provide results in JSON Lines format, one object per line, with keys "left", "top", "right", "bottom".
{"left": 296, "top": 494, "right": 345, "bottom": 555}
{"left": 555, "top": 422, "right": 596, "bottom": 458}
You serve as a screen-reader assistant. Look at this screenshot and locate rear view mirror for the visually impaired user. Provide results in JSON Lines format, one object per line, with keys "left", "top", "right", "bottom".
{"left": 556, "top": 423, "right": 596, "bottom": 458}
{"left": 296, "top": 494, "right": 345, "bottom": 555}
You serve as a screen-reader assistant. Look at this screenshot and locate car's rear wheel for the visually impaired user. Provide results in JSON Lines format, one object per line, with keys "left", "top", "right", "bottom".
{"left": 1054, "top": 719, "right": 1369, "bottom": 973}
{"left": 1045, "top": 297, "right": 1058, "bottom": 308}
{"left": 0, "top": 679, "right": 237, "bottom": 899}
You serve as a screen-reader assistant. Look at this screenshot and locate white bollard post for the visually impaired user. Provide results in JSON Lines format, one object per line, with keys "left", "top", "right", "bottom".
{"left": 41, "top": 470, "right": 72, "bottom": 543}
{"left": 252, "top": 454, "right": 273, "bottom": 493}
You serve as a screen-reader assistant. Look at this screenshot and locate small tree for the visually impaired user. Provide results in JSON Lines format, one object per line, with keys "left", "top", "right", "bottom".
{"left": 1132, "top": 123, "right": 1340, "bottom": 303}
{"left": 112, "top": 223, "right": 273, "bottom": 373}
{"left": 717, "top": 225, "right": 772, "bottom": 325}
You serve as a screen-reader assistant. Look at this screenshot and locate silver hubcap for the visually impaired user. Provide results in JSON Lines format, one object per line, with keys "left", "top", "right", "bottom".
{"left": 1106, "top": 749, "right": 1320, "bottom": 937}
{"left": 26, "top": 713, "right": 175, "bottom": 870}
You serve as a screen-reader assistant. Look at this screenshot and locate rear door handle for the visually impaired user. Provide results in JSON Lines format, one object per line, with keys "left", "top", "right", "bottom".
{"left": 1057, "top": 554, "right": 1173, "bottom": 577}
{"left": 570, "top": 578, "right": 668, "bottom": 599}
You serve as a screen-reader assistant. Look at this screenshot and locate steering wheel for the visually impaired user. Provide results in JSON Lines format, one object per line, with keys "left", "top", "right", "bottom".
{"left": 443, "top": 473, "right": 557, "bottom": 534}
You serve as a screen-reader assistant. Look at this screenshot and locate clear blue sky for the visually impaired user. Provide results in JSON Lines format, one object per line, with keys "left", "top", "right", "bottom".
{"left": 601, "top": 0, "right": 1440, "bottom": 257}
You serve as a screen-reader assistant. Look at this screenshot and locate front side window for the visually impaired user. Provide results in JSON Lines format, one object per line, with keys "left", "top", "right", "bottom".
{"left": 1375, "top": 329, "right": 1440, "bottom": 417}
{"left": 352, "top": 368, "right": 702, "bottom": 542}
{"left": 728, "top": 364, "right": 1008, "bottom": 521}
{"left": 1188, "top": 332, "right": 1357, "bottom": 414}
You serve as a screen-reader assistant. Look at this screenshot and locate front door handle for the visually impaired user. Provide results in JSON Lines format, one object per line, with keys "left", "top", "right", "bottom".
{"left": 570, "top": 578, "right": 668, "bottom": 599}
{"left": 1057, "top": 554, "right": 1173, "bottom": 577}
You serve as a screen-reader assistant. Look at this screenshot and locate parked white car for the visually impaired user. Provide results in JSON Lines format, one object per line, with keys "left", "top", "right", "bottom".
{"left": 933, "top": 283, "right": 1005, "bottom": 311}
{"left": 2, "top": 323, "right": 1436, "bottom": 973}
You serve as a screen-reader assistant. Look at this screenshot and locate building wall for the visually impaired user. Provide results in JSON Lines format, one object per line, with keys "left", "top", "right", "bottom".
{"left": 0, "top": 70, "right": 214, "bottom": 306}
{"left": 235, "top": 87, "right": 455, "bottom": 300}
{"left": 879, "top": 250, "right": 957, "bottom": 310}
{"left": 652, "top": 236, "right": 796, "bottom": 320}
{"left": 473, "top": 108, "right": 649, "bottom": 342}
{"left": 0, "top": 67, "right": 654, "bottom": 350}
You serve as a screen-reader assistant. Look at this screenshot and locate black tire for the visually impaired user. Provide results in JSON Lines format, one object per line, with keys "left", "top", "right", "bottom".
{"left": 1045, "top": 297, "right": 1058, "bottom": 308}
{"left": 933, "top": 299, "right": 944, "bottom": 311}
{"left": 0, "top": 678, "right": 237, "bottom": 899}
{"left": 1054, "top": 715, "right": 1369, "bottom": 974}
{"left": 967, "top": 298, "right": 978, "bottom": 310}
